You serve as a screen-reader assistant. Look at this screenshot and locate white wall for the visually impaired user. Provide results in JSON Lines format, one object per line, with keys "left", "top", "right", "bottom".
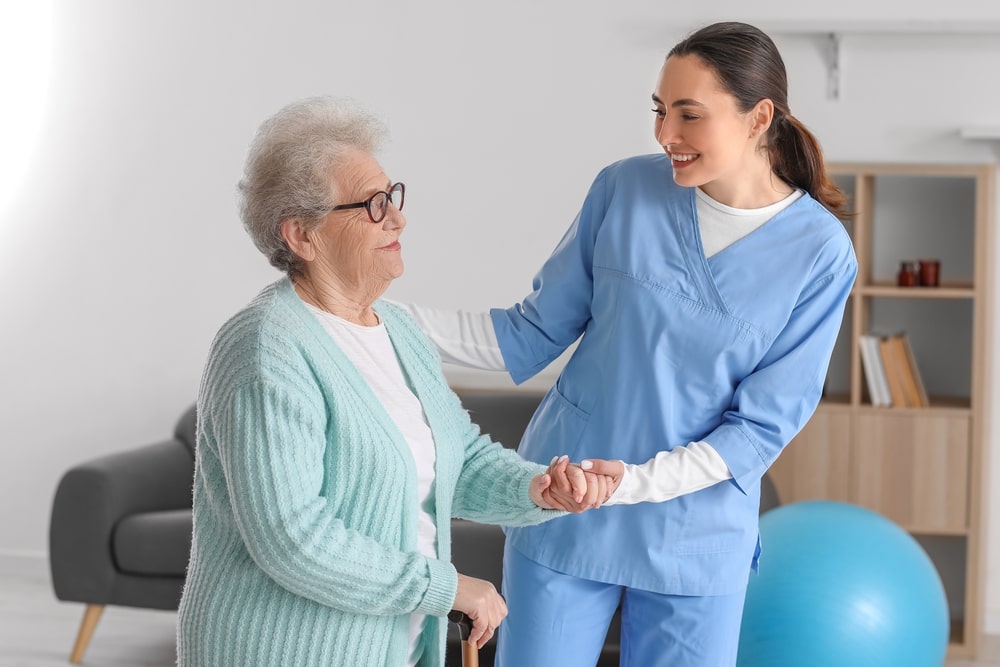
{"left": 2, "top": 0, "right": 998, "bottom": 636}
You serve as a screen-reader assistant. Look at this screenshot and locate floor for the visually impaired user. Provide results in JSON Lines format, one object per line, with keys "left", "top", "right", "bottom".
{"left": 3, "top": 570, "right": 998, "bottom": 666}
{"left": 0, "top": 572, "right": 175, "bottom": 666}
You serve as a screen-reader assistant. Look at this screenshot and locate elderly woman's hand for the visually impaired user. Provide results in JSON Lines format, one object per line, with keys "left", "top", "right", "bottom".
{"left": 452, "top": 573, "right": 507, "bottom": 649}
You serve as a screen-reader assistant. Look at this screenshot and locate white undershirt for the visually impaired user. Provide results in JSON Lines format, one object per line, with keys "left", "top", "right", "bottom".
{"left": 696, "top": 186, "right": 803, "bottom": 257}
{"left": 389, "top": 187, "right": 802, "bottom": 506}
{"left": 304, "top": 303, "right": 436, "bottom": 667}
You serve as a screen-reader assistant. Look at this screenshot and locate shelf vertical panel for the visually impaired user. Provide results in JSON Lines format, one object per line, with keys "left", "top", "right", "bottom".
{"left": 964, "top": 165, "right": 995, "bottom": 657}
{"left": 836, "top": 170, "right": 871, "bottom": 406}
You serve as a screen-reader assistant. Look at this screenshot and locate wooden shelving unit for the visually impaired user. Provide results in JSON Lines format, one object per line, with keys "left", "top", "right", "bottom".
{"left": 768, "top": 162, "right": 994, "bottom": 658}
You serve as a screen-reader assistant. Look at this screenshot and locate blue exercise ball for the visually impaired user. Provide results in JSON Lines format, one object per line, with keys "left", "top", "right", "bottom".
{"left": 738, "top": 501, "right": 949, "bottom": 667}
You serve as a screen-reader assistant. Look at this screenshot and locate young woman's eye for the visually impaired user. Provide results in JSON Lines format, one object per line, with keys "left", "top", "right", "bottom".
{"left": 651, "top": 107, "right": 666, "bottom": 118}
{"left": 682, "top": 113, "right": 700, "bottom": 121}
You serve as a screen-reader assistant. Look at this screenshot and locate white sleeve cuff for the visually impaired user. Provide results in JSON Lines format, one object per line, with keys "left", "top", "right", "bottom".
{"left": 602, "top": 441, "right": 732, "bottom": 506}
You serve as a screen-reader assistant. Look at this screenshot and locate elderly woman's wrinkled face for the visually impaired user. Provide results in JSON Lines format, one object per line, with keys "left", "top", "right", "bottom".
{"left": 307, "top": 150, "right": 406, "bottom": 295}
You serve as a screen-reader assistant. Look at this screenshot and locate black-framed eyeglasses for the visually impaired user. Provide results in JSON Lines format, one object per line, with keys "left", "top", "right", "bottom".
{"left": 329, "top": 182, "right": 405, "bottom": 224}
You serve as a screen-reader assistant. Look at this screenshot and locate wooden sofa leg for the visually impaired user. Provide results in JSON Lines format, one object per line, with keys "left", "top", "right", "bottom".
{"left": 70, "top": 604, "right": 105, "bottom": 664}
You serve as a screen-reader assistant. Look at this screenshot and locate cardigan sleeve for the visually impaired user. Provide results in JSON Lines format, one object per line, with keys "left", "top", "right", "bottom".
{"left": 448, "top": 403, "right": 566, "bottom": 527}
{"left": 210, "top": 380, "right": 458, "bottom": 618}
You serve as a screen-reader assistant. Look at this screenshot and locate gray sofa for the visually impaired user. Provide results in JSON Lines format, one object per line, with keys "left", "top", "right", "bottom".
{"left": 49, "top": 389, "right": 780, "bottom": 666}
{"left": 49, "top": 405, "right": 196, "bottom": 663}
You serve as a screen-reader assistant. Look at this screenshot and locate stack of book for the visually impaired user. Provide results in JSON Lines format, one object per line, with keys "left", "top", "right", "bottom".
{"left": 859, "top": 332, "right": 929, "bottom": 408}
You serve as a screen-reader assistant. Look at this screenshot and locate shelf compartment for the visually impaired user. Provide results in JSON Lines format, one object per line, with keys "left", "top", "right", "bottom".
{"left": 912, "top": 535, "right": 969, "bottom": 651}
{"left": 854, "top": 412, "right": 970, "bottom": 531}
{"left": 769, "top": 410, "right": 852, "bottom": 505}
{"left": 824, "top": 294, "right": 853, "bottom": 399}
{"left": 867, "top": 175, "right": 978, "bottom": 287}
{"left": 865, "top": 297, "right": 973, "bottom": 401}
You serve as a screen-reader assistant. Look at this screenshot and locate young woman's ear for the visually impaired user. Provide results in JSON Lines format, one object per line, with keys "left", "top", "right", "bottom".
{"left": 280, "top": 218, "right": 317, "bottom": 262}
{"left": 749, "top": 98, "right": 776, "bottom": 139}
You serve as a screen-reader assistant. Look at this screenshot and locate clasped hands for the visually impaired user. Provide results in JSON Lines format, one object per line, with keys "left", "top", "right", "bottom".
{"left": 529, "top": 455, "right": 624, "bottom": 513}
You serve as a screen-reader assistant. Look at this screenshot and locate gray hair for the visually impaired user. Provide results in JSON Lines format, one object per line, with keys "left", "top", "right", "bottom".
{"left": 238, "top": 96, "right": 388, "bottom": 275}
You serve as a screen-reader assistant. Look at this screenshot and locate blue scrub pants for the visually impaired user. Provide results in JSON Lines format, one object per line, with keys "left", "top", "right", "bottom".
{"left": 495, "top": 545, "right": 747, "bottom": 667}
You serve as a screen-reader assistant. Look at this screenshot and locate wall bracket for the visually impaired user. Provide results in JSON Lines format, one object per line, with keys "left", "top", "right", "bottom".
{"left": 823, "top": 32, "right": 841, "bottom": 100}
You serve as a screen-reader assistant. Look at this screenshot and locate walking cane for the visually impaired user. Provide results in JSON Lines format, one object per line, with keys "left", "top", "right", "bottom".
{"left": 447, "top": 610, "right": 478, "bottom": 667}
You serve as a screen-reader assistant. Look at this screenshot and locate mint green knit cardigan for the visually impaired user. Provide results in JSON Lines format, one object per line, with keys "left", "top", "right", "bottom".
{"left": 177, "top": 278, "right": 560, "bottom": 667}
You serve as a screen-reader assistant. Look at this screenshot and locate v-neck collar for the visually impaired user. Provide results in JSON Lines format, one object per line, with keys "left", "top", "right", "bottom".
{"left": 673, "top": 188, "right": 811, "bottom": 314}
{"left": 671, "top": 187, "right": 730, "bottom": 314}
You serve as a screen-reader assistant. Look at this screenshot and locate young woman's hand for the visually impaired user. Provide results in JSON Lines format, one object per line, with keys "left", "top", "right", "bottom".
{"left": 580, "top": 458, "right": 624, "bottom": 500}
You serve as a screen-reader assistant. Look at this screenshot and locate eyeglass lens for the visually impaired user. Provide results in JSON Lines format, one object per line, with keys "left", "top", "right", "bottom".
{"left": 370, "top": 183, "right": 404, "bottom": 223}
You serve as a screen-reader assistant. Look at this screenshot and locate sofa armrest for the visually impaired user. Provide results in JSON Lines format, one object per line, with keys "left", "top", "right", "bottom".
{"left": 49, "top": 439, "right": 194, "bottom": 604}
{"left": 454, "top": 389, "right": 545, "bottom": 451}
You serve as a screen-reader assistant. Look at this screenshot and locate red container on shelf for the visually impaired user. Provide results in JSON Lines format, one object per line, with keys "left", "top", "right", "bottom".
{"left": 897, "top": 261, "right": 918, "bottom": 287}
{"left": 919, "top": 259, "right": 940, "bottom": 287}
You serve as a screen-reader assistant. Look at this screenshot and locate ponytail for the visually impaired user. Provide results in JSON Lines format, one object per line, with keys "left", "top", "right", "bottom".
{"left": 771, "top": 112, "right": 849, "bottom": 219}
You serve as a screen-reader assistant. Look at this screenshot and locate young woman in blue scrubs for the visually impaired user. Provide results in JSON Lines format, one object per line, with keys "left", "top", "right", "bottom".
{"left": 398, "top": 21, "right": 857, "bottom": 666}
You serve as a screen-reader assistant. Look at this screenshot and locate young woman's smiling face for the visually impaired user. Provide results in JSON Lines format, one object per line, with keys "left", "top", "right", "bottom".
{"left": 652, "top": 54, "right": 763, "bottom": 196}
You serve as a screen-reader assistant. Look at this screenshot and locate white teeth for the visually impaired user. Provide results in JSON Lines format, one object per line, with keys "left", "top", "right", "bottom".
{"left": 670, "top": 153, "right": 697, "bottom": 162}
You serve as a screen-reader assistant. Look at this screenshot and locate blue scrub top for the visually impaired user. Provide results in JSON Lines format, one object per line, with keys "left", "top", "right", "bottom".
{"left": 492, "top": 153, "right": 857, "bottom": 595}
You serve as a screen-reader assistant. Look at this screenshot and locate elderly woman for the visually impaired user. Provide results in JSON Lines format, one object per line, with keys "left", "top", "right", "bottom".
{"left": 176, "top": 96, "right": 606, "bottom": 667}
